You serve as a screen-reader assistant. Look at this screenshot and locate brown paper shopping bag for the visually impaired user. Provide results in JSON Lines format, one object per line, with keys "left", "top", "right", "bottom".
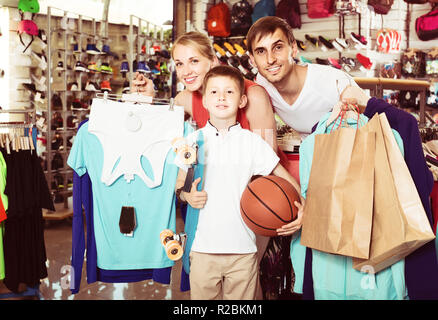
{"left": 352, "top": 114, "right": 436, "bottom": 273}
{"left": 300, "top": 121, "right": 376, "bottom": 259}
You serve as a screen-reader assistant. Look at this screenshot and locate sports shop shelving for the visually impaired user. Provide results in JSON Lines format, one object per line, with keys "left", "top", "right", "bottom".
{"left": 127, "top": 15, "right": 172, "bottom": 100}
{"left": 44, "top": 7, "right": 109, "bottom": 218}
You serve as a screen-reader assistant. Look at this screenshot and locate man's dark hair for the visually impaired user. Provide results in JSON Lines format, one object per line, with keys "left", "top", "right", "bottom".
{"left": 246, "top": 16, "right": 296, "bottom": 54}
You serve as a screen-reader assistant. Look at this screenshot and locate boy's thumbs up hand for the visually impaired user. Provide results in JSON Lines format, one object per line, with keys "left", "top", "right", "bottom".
{"left": 191, "top": 177, "right": 202, "bottom": 192}
{"left": 185, "top": 178, "right": 208, "bottom": 209}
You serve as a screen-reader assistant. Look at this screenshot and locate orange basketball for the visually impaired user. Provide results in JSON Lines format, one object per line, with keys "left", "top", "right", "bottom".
{"left": 240, "top": 175, "right": 300, "bottom": 236}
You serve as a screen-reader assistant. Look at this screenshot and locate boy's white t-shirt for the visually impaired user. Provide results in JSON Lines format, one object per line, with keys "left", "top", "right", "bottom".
{"left": 256, "top": 63, "right": 360, "bottom": 139}
{"left": 176, "top": 121, "right": 280, "bottom": 254}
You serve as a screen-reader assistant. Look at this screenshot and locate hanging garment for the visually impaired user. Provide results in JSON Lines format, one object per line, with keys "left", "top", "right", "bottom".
{"left": 292, "top": 111, "right": 407, "bottom": 300}
{"left": 70, "top": 120, "right": 176, "bottom": 294}
{"left": 2, "top": 148, "right": 54, "bottom": 293}
{"left": 0, "top": 223, "right": 4, "bottom": 281}
{"left": 363, "top": 97, "right": 438, "bottom": 299}
{"left": 88, "top": 99, "right": 184, "bottom": 187}
{"left": 0, "top": 151, "right": 7, "bottom": 281}
{"left": 303, "top": 98, "right": 438, "bottom": 300}
{"left": 68, "top": 104, "right": 185, "bottom": 271}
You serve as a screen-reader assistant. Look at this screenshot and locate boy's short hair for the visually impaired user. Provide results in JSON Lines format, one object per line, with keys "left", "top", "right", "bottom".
{"left": 246, "top": 16, "right": 296, "bottom": 54}
{"left": 202, "top": 65, "right": 245, "bottom": 96}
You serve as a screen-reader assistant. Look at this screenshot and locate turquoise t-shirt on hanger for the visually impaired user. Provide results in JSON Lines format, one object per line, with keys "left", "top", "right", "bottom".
{"left": 68, "top": 121, "right": 194, "bottom": 270}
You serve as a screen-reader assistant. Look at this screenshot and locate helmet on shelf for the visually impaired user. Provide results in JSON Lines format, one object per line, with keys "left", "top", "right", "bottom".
{"left": 17, "top": 20, "right": 39, "bottom": 53}
{"left": 18, "top": 0, "right": 40, "bottom": 14}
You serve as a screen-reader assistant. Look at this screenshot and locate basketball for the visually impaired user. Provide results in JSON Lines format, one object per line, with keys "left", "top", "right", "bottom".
{"left": 240, "top": 175, "right": 300, "bottom": 236}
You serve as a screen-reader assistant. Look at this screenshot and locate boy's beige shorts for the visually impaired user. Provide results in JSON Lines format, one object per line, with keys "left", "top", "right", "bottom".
{"left": 189, "top": 251, "right": 258, "bottom": 300}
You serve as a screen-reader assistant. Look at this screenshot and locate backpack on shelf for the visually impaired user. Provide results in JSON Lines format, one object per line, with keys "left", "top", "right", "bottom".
{"left": 207, "top": 1, "right": 231, "bottom": 37}
{"left": 230, "top": 0, "right": 253, "bottom": 36}
{"left": 415, "top": 8, "right": 438, "bottom": 41}
{"left": 367, "top": 0, "right": 394, "bottom": 15}
{"left": 307, "top": 0, "right": 335, "bottom": 19}
{"left": 276, "top": 0, "right": 301, "bottom": 29}
{"left": 252, "top": 0, "right": 276, "bottom": 23}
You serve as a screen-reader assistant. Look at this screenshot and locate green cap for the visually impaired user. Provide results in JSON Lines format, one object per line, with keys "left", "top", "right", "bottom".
{"left": 18, "top": 0, "right": 40, "bottom": 14}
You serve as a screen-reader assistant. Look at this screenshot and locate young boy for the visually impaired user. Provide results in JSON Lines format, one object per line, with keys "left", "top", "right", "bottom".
{"left": 174, "top": 65, "right": 304, "bottom": 300}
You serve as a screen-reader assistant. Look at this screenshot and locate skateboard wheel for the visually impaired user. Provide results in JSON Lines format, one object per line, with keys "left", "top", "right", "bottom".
{"left": 165, "top": 240, "right": 183, "bottom": 260}
{"left": 171, "top": 137, "right": 186, "bottom": 153}
{"left": 177, "top": 145, "right": 196, "bottom": 165}
{"left": 160, "top": 229, "right": 174, "bottom": 246}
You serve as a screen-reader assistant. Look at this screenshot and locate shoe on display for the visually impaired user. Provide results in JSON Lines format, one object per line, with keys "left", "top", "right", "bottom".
{"left": 33, "top": 91, "right": 46, "bottom": 105}
{"left": 299, "top": 56, "right": 312, "bottom": 64}
{"left": 37, "top": 29, "right": 47, "bottom": 49}
{"left": 120, "top": 61, "right": 129, "bottom": 73}
{"left": 296, "top": 39, "right": 306, "bottom": 51}
{"left": 160, "top": 61, "right": 169, "bottom": 75}
{"left": 102, "top": 44, "right": 116, "bottom": 57}
{"left": 73, "top": 44, "right": 84, "bottom": 53}
{"left": 332, "top": 39, "right": 344, "bottom": 52}
{"left": 68, "top": 82, "right": 79, "bottom": 91}
{"left": 102, "top": 44, "right": 110, "bottom": 55}
{"left": 22, "top": 82, "right": 38, "bottom": 94}
{"left": 318, "top": 36, "right": 334, "bottom": 51}
{"left": 315, "top": 58, "right": 330, "bottom": 65}
{"left": 100, "top": 80, "right": 112, "bottom": 92}
{"left": 100, "top": 62, "right": 113, "bottom": 74}
{"left": 71, "top": 99, "right": 84, "bottom": 110}
{"left": 335, "top": 38, "right": 348, "bottom": 49}
{"left": 122, "top": 80, "right": 130, "bottom": 94}
{"left": 305, "top": 34, "right": 318, "bottom": 47}
{"left": 75, "top": 61, "right": 89, "bottom": 72}
{"left": 87, "top": 61, "right": 100, "bottom": 73}
{"left": 51, "top": 112, "right": 63, "bottom": 130}
{"left": 136, "top": 61, "right": 151, "bottom": 73}
{"left": 51, "top": 153, "right": 64, "bottom": 171}
{"left": 350, "top": 32, "right": 367, "bottom": 48}
{"left": 158, "top": 49, "right": 170, "bottom": 59}
{"left": 31, "top": 74, "right": 46, "bottom": 91}
{"left": 51, "top": 134, "right": 63, "bottom": 151}
{"left": 52, "top": 94, "right": 63, "bottom": 110}
{"left": 328, "top": 57, "right": 342, "bottom": 69}
{"left": 86, "top": 43, "right": 101, "bottom": 55}
{"left": 356, "top": 53, "right": 373, "bottom": 70}
{"left": 85, "top": 81, "right": 98, "bottom": 92}
{"left": 31, "top": 51, "right": 47, "bottom": 70}
{"left": 67, "top": 115, "right": 78, "bottom": 129}
{"left": 340, "top": 56, "right": 352, "bottom": 72}
{"left": 55, "top": 61, "right": 64, "bottom": 71}
{"left": 67, "top": 136, "right": 74, "bottom": 148}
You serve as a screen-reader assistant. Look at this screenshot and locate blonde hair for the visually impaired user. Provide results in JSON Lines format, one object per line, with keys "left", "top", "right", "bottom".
{"left": 171, "top": 31, "right": 216, "bottom": 61}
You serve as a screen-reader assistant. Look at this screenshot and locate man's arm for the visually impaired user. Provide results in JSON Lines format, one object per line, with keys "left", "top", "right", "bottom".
{"left": 245, "top": 85, "right": 278, "bottom": 152}
{"left": 272, "top": 163, "right": 305, "bottom": 236}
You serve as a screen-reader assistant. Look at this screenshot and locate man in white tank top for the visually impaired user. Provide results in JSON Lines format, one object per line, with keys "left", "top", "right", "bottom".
{"left": 246, "top": 16, "right": 364, "bottom": 139}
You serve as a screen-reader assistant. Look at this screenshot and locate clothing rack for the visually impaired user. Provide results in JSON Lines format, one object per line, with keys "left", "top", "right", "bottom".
{"left": 0, "top": 110, "right": 42, "bottom": 300}
{"left": 354, "top": 77, "right": 430, "bottom": 127}
{"left": 94, "top": 92, "right": 175, "bottom": 108}
{"left": 420, "top": 126, "right": 438, "bottom": 143}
